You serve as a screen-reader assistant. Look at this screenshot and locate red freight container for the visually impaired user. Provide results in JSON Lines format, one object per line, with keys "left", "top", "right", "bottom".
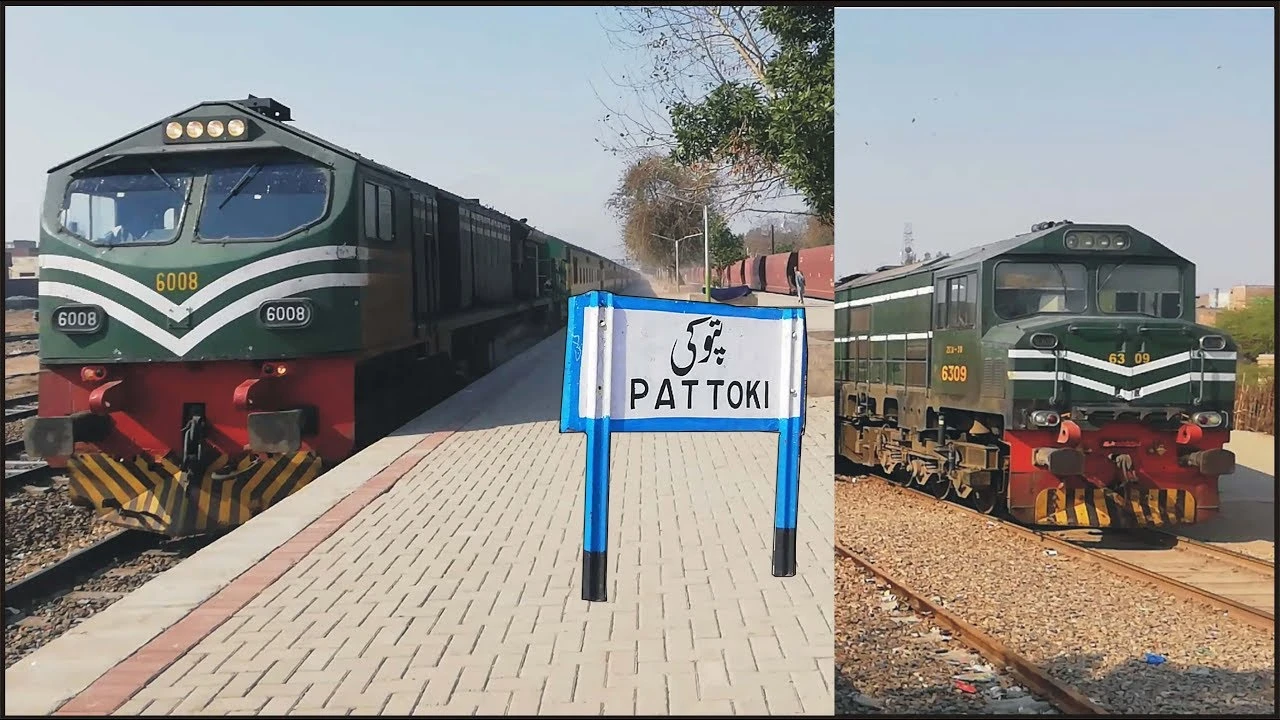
{"left": 763, "top": 251, "right": 797, "bottom": 295}
{"left": 796, "top": 245, "right": 835, "bottom": 301}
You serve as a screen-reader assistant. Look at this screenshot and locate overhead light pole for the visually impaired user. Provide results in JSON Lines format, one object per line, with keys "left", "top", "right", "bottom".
{"left": 651, "top": 232, "right": 702, "bottom": 291}
{"left": 656, "top": 191, "right": 712, "bottom": 301}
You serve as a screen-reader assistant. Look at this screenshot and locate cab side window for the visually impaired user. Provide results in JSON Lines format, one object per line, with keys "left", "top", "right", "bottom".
{"left": 363, "top": 181, "right": 395, "bottom": 242}
{"left": 935, "top": 274, "right": 975, "bottom": 329}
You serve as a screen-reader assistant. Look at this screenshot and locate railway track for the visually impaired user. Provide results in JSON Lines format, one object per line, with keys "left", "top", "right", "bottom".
{"left": 836, "top": 541, "right": 1105, "bottom": 715}
{"left": 5, "top": 392, "right": 39, "bottom": 422}
{"left": 1054, "top": 528, "right": 1275, "bottom": 617}
{"left": 5, "top": 460, "right": 53, "bottom": 492}
{"left": 858, "top": 472, "right": 1275, "bottom": 633}
{"left": 4, "top": 332, "right": 38, "bottom": 342}
{"left": 3, "top": 530, "right": 160, "bottom": 619}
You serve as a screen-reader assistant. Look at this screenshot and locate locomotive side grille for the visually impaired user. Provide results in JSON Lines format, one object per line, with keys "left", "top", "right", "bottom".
{"left": 983, "top": 356, "right": 1006, "bottom": 398}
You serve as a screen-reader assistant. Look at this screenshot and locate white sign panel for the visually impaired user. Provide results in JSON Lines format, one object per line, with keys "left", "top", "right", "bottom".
{"left": 564, "top": 295, "right": 806, "bottom": 432}
{"left": 560, "top": 291, "right": 808, "bottom": 602}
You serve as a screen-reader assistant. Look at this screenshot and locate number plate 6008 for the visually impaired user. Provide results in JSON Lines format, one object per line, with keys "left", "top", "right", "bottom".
{"left": 53, "top": 303, "right": 106, "bottom": 334}
{"left": 258, "top": 298, "right": 314, "bottom": 329}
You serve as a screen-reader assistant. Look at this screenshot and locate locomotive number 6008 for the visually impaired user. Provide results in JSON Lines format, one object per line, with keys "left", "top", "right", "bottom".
{"left": 52, "top": 304, "right": 106, "bottom": 334}
{"left": 258, "top": 298, "right": 314, "bottom": 329}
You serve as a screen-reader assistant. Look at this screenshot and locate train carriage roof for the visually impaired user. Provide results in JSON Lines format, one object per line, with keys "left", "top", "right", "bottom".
{"left": 836, "top": 222, "right": 1179, "bottom": 292}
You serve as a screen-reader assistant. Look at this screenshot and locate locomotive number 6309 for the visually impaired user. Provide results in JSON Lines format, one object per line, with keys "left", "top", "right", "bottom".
{"left": 939, "top": 364, "right": 968, "bottom": 382}
{"left": 258, "top": 298, "right": 314, "bottom": 329}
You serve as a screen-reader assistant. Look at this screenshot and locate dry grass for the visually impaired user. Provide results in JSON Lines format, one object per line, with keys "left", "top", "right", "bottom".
{"left": 1234, "top": 374, "right": 1275, "bottom": 435}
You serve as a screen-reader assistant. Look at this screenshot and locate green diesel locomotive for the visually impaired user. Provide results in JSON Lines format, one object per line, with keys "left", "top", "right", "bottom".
{"left": 835, "top": 220, "right": 1237, "bottom": 528}
{"left": 26, "top": 96, "right": 635, "bottom": 536}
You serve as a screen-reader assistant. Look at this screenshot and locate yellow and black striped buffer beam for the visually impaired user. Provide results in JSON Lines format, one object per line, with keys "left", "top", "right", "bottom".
{"left": 68, "top": 452, "right": 323, "bottom": 537}
{"left": 1033, "top": 487, "right": 1197, "bottom": 528}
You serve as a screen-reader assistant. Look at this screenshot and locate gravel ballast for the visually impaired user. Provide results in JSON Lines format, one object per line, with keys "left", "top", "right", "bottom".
{"left": 5, "top": 480, "right": 116, "bottom": 585}
{"left": 4, "top": 542, "right": 206, "bottom": 669}
{"left": 835, "top": 556, "right": 1058, "bottom": 715}
{"left": 835, "top": 476, "right": 1275, "bottom": 715}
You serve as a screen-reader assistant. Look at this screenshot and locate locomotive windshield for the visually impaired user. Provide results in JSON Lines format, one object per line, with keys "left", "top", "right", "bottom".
{"left": 60, "top": 171, "right": 192, "bottom": 245}
{"left": 1097, "top": 263, "right": 1183, "bottom": 319}
{"left": 197, "top": 161, "right": 330, "bottom": 241}
{"left": 993, "top": 262, "right": 1087, "bottom": 320}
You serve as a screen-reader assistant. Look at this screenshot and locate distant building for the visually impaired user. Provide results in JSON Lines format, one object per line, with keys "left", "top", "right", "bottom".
{"left": 1228, "top": 285, "right": 1273, "bottom": 310}
{"left": 9, "top": 256, "right": 38, "bottom": 278}
{"left": 1195, "top": 284, "right": 1274, "bottom": 327}
{"left": 5, "top": 240, "right": 39, "bottom": 280}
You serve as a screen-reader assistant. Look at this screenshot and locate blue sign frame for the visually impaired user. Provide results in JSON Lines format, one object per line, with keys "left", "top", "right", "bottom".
{"left": 560, "top": 291, "right": 807, "bottom": 602}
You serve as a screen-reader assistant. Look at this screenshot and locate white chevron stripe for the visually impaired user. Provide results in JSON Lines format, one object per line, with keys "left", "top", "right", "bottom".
{"left": 835, "top": 285, "right": 932, "bottom": 309}
{"left": 39, "top": 273, "right": 368, "bottom": 356}
{"left": 1007, "top": 349, "right": 1236, "bottom": 377}
{"left": 1007, "top": 370, "right": 1235, "bottom": 401}
{"left": 39, "top": 246, "right": 369, "bottom": 323}
{"left": 835, "top": 331, "right": 933, "bottom": 343}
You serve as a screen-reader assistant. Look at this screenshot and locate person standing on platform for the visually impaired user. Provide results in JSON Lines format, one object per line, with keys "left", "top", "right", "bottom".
{"left": 794, "top": 268, "right": 807, "bottom": 305}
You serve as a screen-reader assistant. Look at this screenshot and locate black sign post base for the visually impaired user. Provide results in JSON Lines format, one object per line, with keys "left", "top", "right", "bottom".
{"left": 582, "top": 550, "right": 608, "bottom": 601}
{"left": 772, "top": 527, "right": 797, "bottom": 577}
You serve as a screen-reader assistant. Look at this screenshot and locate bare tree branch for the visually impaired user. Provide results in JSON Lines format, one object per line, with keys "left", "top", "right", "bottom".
{"left": 594, "top": 5, "right": 791, "bottom": 221}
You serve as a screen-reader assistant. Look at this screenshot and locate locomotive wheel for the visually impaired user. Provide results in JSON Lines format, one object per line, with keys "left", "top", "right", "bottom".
{"left": 929, "top": 473, "right": 953, "bottom": 501}
{"left": 969, "top": 488, "right": 999, "bottom": 515}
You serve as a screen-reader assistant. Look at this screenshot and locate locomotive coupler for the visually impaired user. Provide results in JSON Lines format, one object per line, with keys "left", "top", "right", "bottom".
{"left": 1108, "top": 452, "right": 1137, "bottom": 489}
{"left": 180, "top": 413, "right": 210, "bottom": 478}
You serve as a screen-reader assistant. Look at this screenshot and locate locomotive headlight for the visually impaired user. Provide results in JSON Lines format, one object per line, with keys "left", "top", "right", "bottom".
{"left": 185, "top": 120, "right": 204, "bottom": 139}
{"left": 1113, "top": 234, "right": 1129, "bottom": 249}
{"left": 1030, "top": 332, "right": 1059, "bottom": 349}
{"left": 165, "top": 121, "right": 183, "bottom": 140}
{"left": 1030, "top": 410, "right": 1061, "bottom": 427}
{"left": 206, "top": 120, "right": 225, "bottom": 138}
{"left": 227, "top": 118, "right": 247, "bottom": 137}
{"left": 1191, "top": 411, "right": 1224, "bottom": 428}
{"left": 1064, "top": 233, "right": 1078, "bottom": 249}
{"left": 1199, "top": 335, "right": 1226, "bottom": 351}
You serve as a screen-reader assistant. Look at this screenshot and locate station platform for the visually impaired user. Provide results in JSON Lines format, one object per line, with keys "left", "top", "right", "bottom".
{"left": 6, "top": 293, "right": 834, "bottom": 716}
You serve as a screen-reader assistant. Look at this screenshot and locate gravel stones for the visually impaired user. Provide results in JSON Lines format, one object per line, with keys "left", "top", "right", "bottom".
{"left": 5, "top": 479, "right": 115, "bottom": 584}
{"left": 835, "top": 476, "right": 1275, "bottom": 714}
{"left": 835, "top": 557, "right": 1058, "bottom": 715}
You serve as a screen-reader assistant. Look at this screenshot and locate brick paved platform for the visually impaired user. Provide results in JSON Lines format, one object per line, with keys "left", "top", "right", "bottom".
{"left": 6, "top": 300, "right": 834, "bottom": 715}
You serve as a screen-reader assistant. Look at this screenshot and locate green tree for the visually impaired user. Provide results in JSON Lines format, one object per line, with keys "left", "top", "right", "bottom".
{"left": 667, "top": 6, "right": 833, "bottom": 223}
{"left": 708, "top": 215, "right": 748, "bottom": 269}
{"left": 1216, "top": 296, "right": 1275, "bottom": 361}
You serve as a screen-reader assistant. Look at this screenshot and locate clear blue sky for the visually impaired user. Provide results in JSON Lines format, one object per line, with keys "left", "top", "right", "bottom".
{"left": 3, "top": 6, "right": 644, "bottom": 260}
{"left": 835, "top": 8, "right": 1275, "bottom": 292}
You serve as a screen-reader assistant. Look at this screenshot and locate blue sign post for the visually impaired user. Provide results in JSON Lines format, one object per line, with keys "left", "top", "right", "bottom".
{"left": 560, "top": 291, "right": 807, "bottom": 602}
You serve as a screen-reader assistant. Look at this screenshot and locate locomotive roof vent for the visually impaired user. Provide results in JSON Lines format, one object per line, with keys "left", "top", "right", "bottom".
{"left": 238, "top": 94, "right": 292, "bottom": 122}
